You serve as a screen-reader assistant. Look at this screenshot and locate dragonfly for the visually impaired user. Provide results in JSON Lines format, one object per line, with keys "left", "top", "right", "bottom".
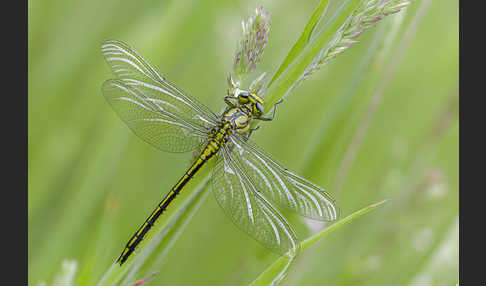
{"left": 101, "top": 40, "right": 339, "bottom": 265}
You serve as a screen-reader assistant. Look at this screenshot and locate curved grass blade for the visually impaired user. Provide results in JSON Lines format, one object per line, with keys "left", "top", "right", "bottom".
{"left": 249, "top": 200, "right": 388, "bottom": 286}
{"left": 256, "top": 0, "right": 362, "bottom": 122}
{"left": 267, "top": 0, "right": 329, "bottom": 87}
{"left": 249, "top": 255, "right": 296, "bottom": 286}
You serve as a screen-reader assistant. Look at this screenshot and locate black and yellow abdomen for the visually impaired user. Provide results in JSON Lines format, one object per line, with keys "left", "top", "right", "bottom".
{"left": 116, "top": 133, "right": 225, "bottom": 265}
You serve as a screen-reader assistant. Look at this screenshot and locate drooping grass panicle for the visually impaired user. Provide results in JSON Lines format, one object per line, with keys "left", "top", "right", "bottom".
{"left": 299, "top": 0, "right": 412, "bottom": 84}
{"left": 231, "top": 6, "right": 270, "bottom": 89}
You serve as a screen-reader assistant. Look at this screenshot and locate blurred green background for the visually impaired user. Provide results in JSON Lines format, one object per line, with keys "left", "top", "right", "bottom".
{"left": 28, "top": 0, "right": 458, "bottom": 285}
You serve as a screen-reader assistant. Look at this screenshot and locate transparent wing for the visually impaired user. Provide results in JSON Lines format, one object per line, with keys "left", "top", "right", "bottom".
{"left": 101, "top": 40, "right": 218, "bottom": 152}
{"left": 229, "top": 134, "right": 340, "bottom": 221}
{"left": 102, "top": 79, "right": 212, "bottom": 152}
{"left": 211, "top": 146, "right": 300, "bottom": 256}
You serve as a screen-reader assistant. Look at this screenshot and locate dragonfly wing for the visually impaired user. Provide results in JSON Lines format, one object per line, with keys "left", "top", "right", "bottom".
{"left": 229, "top": 135, "right": 340, "bottom": 221}
{"left": 101, "top": 40, "right": 218, "bottom": 152}
{"left": 102, "top": 79, "right": 210, "bottom": 152}
{"left": 211, "top": 146, "right": 300, "bottom": 256}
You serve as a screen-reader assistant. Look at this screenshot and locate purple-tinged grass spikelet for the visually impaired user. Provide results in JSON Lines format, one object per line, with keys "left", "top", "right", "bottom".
{"left": 231, "top": 6, "right": 271, "bottom": 86}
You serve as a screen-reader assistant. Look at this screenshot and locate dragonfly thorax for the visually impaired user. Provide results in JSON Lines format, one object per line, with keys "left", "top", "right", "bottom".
{"left": 221, "top": 106, "right": 253, "bottom": 134}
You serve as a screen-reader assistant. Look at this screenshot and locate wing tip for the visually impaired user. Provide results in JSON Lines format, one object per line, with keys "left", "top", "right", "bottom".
{"left": 101, "top": 39, "right": 127, "bottom": 49}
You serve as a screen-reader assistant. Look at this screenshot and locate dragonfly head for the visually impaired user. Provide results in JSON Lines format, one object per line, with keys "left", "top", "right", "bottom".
{"left": 237, "top": 91, "right": 264, "bottom": 117}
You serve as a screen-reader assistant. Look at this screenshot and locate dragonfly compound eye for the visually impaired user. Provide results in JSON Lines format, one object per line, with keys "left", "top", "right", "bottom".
{"left": 238, "top": 91, "right": 250, "bottom": 104}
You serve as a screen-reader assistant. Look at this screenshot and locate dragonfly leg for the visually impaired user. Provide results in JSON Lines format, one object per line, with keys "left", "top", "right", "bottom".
{"left": 255, "top": 98, "right": 283, "bottom": 121}
{"left": 247, "top": 125, "right": 260, "bottom": 138}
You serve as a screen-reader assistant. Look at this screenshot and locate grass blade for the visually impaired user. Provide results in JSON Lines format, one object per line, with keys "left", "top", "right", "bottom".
{"left": 302, "top": 199, "right": 388, "bottom": 250}
{"left": 261, "top": 0, "right": 361, "bottom": 112}
{"left": 249, "top": 200, "right": 389, "bottom": 285}
{"left": 267, "top": 0, "right": 330, "bottom": 87}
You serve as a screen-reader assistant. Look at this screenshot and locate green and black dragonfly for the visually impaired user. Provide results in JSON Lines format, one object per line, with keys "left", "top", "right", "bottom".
{"left": 101, "top": 40, "right": 339, "bottom": 265}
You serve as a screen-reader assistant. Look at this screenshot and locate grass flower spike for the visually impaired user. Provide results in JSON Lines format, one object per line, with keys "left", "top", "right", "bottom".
{"left": 232, "top": 6, "right": 270, "bottom": 86}
{"left": 301, "top": 0, "right": 412, "bottom": 82}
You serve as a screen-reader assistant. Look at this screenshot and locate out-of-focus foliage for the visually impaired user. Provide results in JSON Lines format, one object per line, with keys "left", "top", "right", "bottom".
{"left": 28, "top": 0, "right": 458, "bottom": 285}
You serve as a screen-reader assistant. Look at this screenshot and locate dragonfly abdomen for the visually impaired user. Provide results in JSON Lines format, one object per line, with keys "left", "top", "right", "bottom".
{"left": 116, "top": 136, "right": 225, "bottom": 265}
